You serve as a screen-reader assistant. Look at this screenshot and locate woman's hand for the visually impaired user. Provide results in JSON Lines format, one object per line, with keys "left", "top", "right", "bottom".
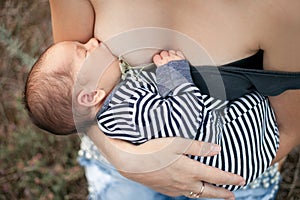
{"left": 119, "top": 139, "right": 245, "bottom": 200}
{"left": 88, "top": 126, "right": 245, "bottom": 200}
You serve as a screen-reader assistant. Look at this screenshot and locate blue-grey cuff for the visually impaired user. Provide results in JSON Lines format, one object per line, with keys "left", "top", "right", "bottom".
{"left": 156, "top": 60, "right": 193, "bottom": 97}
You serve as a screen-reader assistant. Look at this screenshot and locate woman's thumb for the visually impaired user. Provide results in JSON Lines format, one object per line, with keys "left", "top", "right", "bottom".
{"left": 183, "top": 140, "right": 221, "bottom": 156}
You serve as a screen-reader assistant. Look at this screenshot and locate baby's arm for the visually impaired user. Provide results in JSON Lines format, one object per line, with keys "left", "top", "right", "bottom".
{"left": 99, "top": 50, "right": 205, "bottom": 141}
{"left": 154, "top": 50, "right": 194, "bottom": 97}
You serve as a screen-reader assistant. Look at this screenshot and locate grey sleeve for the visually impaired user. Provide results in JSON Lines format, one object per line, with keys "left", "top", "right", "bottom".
{"left": 156, "top": 60, "right": 193, "bottom": 97}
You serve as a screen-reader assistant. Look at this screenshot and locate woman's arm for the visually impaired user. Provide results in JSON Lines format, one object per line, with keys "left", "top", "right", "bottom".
{"left": 257, "top": 0, "right": 300, "bottom": 162}
{"left": 49, "top": 0, "right": 94, "bottom": 43}
{"left": 87, "top": 125, "right": 245, "bottom": 198}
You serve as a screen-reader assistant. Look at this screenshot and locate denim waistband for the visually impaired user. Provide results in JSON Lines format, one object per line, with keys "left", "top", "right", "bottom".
{"left": 78, "top": 135, "right": 280, "bottom": 194}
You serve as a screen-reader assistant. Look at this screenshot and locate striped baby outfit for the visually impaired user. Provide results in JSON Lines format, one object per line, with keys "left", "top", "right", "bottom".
{"left": 97, "top": 60, "right": 279, "bottom": 191}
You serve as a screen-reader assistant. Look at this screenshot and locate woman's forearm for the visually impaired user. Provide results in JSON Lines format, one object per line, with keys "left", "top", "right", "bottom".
{"left": 86, "top": 124, "right": 245, "bottom": 198}
{"left": 272, "top": 128, "right": 300, "bottom": 164}
{"left": 269, "top": 91, "right": 300, "bottom": 164}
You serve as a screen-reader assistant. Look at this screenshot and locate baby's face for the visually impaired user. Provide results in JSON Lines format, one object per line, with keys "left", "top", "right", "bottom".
{"left": 46, "top": 38, "right": 100, "bottom": 77}
{"left": 45, "top": 38, "right": 119, "bottom": 100}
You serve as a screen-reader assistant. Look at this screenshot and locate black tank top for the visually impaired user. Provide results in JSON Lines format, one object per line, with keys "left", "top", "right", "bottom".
{"left": 223, "top": 49, "right": 264, "bottom": 70}
{"left": 191, "top": 50, "right": 300, "bottom": 100}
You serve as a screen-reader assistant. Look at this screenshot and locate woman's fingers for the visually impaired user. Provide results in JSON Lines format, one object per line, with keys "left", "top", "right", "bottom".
{"left": 185, "top": 181, "right": 235, "bottom": 200}
{"left": 167, "top": 138, "right": 245, "bottom": 185}
{"left": 180, "top": 156, "right": 245, "bottom": 186}
{"left": 195, "top": 183, "right": 235, "bottom": 200}
{"left": 198, "top": 164, "right": 245, "bottom": 186}
{"left": 182, "top": 139, "right": 221, "bottom": 156}
{"left": 121, "top": 155, "right": 237, "bottom": 199}
{"left": 142, "top": 137, "right": 221, "bottom": 156}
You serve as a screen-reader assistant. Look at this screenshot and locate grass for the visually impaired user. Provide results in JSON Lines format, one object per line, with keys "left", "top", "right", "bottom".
{"left": 0, "top": 0, "right": 299, "bottom": 199}
{"left": 0, "top": 0, "right": 87, "bottom": 199}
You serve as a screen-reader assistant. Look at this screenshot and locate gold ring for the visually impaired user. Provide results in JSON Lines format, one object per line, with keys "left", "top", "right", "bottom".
{"left": 185, "top": 182, "right": 205, "bottom": 198}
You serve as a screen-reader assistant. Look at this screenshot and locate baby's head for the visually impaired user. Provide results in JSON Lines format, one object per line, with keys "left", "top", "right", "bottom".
{"left": 24, "top": 38, "right": 119, "bottom": 135}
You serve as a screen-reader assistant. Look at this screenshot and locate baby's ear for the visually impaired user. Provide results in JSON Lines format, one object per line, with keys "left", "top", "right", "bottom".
{"left": 77, "top": 89, "right": 106, "bottom": 107}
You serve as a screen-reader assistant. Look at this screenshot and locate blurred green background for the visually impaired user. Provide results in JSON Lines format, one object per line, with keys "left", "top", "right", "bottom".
{"left": 0, "top": 1, "right": 87, "bottom": 199}
{"left": 0, "top": 0, "right": 299, "bottom": 199}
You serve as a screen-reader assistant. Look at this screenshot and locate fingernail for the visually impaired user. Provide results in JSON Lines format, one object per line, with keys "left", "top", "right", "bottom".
{"left": 239, "top": 180, "right": 246, "bottom": 186}
{"left": 211, "top": 144, "right": 221, "bottom": 152}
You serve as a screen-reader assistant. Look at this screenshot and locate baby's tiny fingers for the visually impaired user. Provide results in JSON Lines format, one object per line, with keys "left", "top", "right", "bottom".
{"left": 176, "top": 50, "right": 185, "bottom": 59}
{"left": 169, "top": 50, "right": 176, "bottom": 55}
{"left": 153, "top": 54, "right": 164, "bottom": 67}
{"left": 160, "top": 50, "right": 169, "bottom": 57}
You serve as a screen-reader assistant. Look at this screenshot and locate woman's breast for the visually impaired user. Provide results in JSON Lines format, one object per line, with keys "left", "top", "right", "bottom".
{"left": 91, "top": 0, "right": 260, "bottom": 66}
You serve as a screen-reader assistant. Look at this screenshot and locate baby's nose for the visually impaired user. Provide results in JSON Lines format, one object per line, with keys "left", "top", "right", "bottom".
{"left": 85, "top": 38, "right": 99, "bottom": 51}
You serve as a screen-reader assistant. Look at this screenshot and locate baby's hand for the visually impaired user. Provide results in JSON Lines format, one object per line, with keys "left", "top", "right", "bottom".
{"left": 153, "top": 50, "right": 185, "bottom": 67}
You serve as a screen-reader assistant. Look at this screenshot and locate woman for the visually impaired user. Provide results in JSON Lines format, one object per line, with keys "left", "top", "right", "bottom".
{"left": 49, "top": 0, "right": 300, "bottom": 199}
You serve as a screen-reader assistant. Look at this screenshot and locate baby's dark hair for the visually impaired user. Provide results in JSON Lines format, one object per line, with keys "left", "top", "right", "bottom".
{"left": 24, "top": 46, "right": 93, "bottom": 135}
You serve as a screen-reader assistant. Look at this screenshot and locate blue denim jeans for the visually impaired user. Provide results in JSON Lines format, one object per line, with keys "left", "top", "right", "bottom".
{"left": 78, "top": 155, "right": 281, "bottom": 200}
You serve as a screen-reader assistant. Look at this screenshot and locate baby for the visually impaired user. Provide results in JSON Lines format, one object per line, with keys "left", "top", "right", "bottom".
{"left": 24, "top": 38, "right": 279, "bottom": 191}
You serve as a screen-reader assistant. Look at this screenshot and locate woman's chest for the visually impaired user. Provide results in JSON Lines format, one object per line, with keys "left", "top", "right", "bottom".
{"left": 91, "top": 0, "right": 261, "bottom": 65}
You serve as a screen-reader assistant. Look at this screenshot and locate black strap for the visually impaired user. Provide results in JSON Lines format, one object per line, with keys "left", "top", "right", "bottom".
{"left": 191, "top": 65, "right": 300, "bottom": 100}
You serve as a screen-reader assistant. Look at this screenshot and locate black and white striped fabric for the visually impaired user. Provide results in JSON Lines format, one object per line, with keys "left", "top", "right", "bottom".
{"left": 97, "top": 66, "right": 279, "bottom": 191}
